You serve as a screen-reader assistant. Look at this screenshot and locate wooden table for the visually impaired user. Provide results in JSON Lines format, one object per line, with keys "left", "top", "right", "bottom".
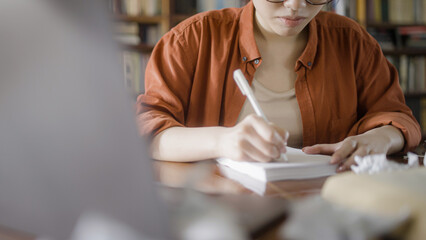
{"left": 154, "top": 160, "right": 328, "bottom": 198}
{"left": 154, "top": 156, "right": 424, "bottom": 239}
{"left": 0, "top": 226, "right": 35, "bottom": 240}
{"left": 154, "top": 160, "right": 331, "bottom": 239}
{"left": 2, "top": 155, "right": 423, "bottom": 240}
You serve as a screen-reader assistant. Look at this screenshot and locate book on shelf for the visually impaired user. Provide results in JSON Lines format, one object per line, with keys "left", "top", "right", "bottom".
{"left": 364, "top": 0, "right": 425, "bottom": 25}
{"left": 414, "top": 0, "right": 425, "bottom": 23}
{"left": 381, "top": 0, "right": 389, "bottom": 23}
{"left": 122, "top": 0, "right": 142, "bottom": 16}
{"left": 140, "top": 25, "right": 161, "bottom": 46}
{"left": 366, "top": 0, "right": 382, "bottom": 23}
{"left": 372, "top": 0, "right": 382, "bottom": 23}
{"left": 115, "top": 22, "right": 139, "bottom": 35}
{"left": 115, "top": 22, "right": 140, "bottom": 45}
{"left": 399, "top": 26, "right": 426, "bottom": 48}
{"left": 216, "top": 147, "right": 336, "bottom": 182}
{"left": 174, "top": 0, "right": 243, "bottom": 15}
{"left": 421, "top": 98, "right": 426, "bottom": 136}
{"left": 321, "top": 0, "right": 353, "bottom": 18}
{"left": 116, "top": 22, "right": 161, "bottom": 46}
{"left": 368, "top": 28, "right": 395, "bottom": 51}
{"left": 142, "top": 0, "right": 161, "bottom": 16}
{"left": 122, "top": 51, "right": 150, "bottom": 96}
{"left": 397, "top": 55, "right": 426, "bottom": 94}
{"left": 116, "top": 34, "right": 140, "bottom": 45}
{"left": 389, "top": 0, "right": 415, "bottom": 24}
{"left": 196, "top": 0, "right": 241, "bottom": 12}
{"left": 348, "top": 0, "right": 357, "bottom": 21}
{"left": 110, "top": 0, "right": 161, "bottom": 16}
{"left": 356, "top": 0, "right": 366, "bottom": 25}
{"left": 424, "top": 0, "right": 426, "bottom": 24}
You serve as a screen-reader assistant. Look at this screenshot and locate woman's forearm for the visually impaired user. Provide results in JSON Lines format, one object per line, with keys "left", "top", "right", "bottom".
{"left": 149, "top": 115, "right": 288, "bottom": 162}
{"left": 150, "top": 126, "right": 227, "bottom": 162}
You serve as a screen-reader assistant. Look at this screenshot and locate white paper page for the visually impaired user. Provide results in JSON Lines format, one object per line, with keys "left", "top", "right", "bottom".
{"left": 217, "top": 147, "right": 336, "bottom": 181}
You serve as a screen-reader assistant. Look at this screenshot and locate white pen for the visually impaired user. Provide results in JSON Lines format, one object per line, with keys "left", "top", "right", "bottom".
{"left": 233, "top": 69, "right": 288, "bottom": 161}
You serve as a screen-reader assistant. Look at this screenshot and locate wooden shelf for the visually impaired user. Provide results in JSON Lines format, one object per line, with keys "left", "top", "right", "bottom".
{"left": 120, "top": 43, "right": 154, "bottom": 53}
{"left": 383, "top": 49, "right": 426, "bottom": 56}
{"left": 367, "top": 22, "right": 426, "bottom": 29}
{"left": 171, "top": 14, "right": 193, "bottom": 23}
{"left": 115, "top": 15, "right": 164, "bottom": 24}
{"left": 404, "top": 92, "right": 426, "bottom": 98}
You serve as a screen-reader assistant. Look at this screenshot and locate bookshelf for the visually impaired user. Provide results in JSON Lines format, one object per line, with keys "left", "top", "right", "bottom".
{"left": 329, "top": 0, "right": 426, "bottom": 136}
{"left": 109, "top": 0, "right": 244, "bottom": 96}
{"left": 111, "top": 0, "right": 170, "bottom": 52}
{"left": 110, "top": 0, "right": 426, "bottom": 134}
{"left": 111, "top": 0, "right": 243, "bottom": 52}
{"left": 357, "top": 0, "right": 426, "bottom": 135}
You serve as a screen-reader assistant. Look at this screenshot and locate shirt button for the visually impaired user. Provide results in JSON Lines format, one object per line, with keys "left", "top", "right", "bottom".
{"left": 307, "top": 61, "right": 312, "bottom": 66}
{"left": 242, "top": 57, "right": 247, "bottom": 61}
{"left": 254, "top": 59, "right": 260, "bottom": 64}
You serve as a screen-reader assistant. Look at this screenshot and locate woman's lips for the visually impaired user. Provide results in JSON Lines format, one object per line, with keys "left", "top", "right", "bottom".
{"left": 277, "top": 16, "right": 306, "bottom": 27}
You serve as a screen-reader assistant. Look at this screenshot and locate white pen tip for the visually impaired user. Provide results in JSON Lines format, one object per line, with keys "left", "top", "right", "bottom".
{"left": 276, "top": 153, "right": 288, "bottom": 162}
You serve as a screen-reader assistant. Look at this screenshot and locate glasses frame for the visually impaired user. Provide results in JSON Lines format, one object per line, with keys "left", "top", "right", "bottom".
{"left": 266, "top": 0, "right": 333, "bottom": 6}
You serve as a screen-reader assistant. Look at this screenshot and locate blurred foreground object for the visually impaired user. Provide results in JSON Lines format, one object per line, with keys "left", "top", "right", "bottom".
{"left": 322, "top": 169, "right": 426, "bottom": 240}
{"left": 70, "top": 212, "right": 147, "bottom": 240}
{"left": 170, "top": 162, "right": 246, "bottom": 240}
{"left": 281, "top": 196, "right": 410, "bottom": 240}
{"left": 0, "top": 0, "right": 169, "bottom": 239}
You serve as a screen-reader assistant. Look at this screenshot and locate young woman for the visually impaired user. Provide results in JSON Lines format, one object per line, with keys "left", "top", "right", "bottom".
{"left": 136, "top": 0, "right": 421, "bottom": 172}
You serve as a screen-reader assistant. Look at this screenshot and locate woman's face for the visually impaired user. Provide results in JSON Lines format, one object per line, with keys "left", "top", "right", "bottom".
{"left": 252, "top": 0, "right": 323, "bottom": 37}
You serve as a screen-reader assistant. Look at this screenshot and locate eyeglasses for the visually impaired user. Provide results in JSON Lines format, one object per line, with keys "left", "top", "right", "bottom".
{"left": 266, "top": 0, "right": 333, "bottom": 5}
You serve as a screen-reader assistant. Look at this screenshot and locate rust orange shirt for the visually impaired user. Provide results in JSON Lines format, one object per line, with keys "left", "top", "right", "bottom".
{"left": 136, "top": 1, "right": 421, "bottom": 152}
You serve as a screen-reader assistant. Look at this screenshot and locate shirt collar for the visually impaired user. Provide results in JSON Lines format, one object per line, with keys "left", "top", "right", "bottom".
{"left": 239, "top": 2, "right": 319, "bottom": 69}
{"left": 238, "top": 1, "right": 261, "bottom": 62}
{"left": 296, "top": 15, "right": 318, "bottom": 71}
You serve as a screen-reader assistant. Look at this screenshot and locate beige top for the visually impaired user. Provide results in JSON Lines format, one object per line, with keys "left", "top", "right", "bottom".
{"left": 237, "top": 79, "right": 303, "bottom": 148}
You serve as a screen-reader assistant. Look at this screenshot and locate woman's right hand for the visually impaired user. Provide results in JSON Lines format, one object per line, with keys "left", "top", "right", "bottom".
{"left": 218, "top": 114, "right": 288, "bottom": 162}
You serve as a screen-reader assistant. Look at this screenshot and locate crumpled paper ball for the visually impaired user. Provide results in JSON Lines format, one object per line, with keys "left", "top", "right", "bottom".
{"left": 351, "top": 153, "right": 420, "bottom": 174}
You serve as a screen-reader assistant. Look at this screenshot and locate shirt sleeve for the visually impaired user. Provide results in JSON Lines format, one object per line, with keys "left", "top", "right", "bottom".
{"left": 349, "top": 36, "right": 421, "bottom": 152}
{"left": 135, "top": 28, "right": 197, "bottom": 137}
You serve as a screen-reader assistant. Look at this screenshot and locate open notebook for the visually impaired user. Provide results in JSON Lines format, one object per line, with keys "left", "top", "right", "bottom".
{"left": 217, "top": 147, "right": 337, "bottom": 182}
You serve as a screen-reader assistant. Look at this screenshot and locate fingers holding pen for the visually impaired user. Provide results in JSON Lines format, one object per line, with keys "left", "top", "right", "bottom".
{"left": 224, "top": 126, "right": 278, "bottom": 162}
{"left": 235, "top": 138, "right": 278, "bottom": 163}
{"left": 245, "top": 114, "right": 288, "bottom": 153}
{"left": 270, "top": 122, "right": 290, "bottom": 153}
{"left": 220, "top": 114, "right": 288, "bottom": 162}
{"left": 243, "top": 114, "right": 288, "bottom": 153}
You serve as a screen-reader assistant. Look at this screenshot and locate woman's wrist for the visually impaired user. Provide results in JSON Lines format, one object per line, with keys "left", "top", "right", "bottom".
{"left": 214, "top": 127, "right": 231, "bottom": 159}
{"left": 367, "top": 125, "right": 405, "bottom": 154}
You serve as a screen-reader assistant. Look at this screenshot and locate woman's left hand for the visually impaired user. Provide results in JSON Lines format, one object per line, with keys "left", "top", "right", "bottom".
{"left": 302, "top": 125, "right": 405, "bottom": 172}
